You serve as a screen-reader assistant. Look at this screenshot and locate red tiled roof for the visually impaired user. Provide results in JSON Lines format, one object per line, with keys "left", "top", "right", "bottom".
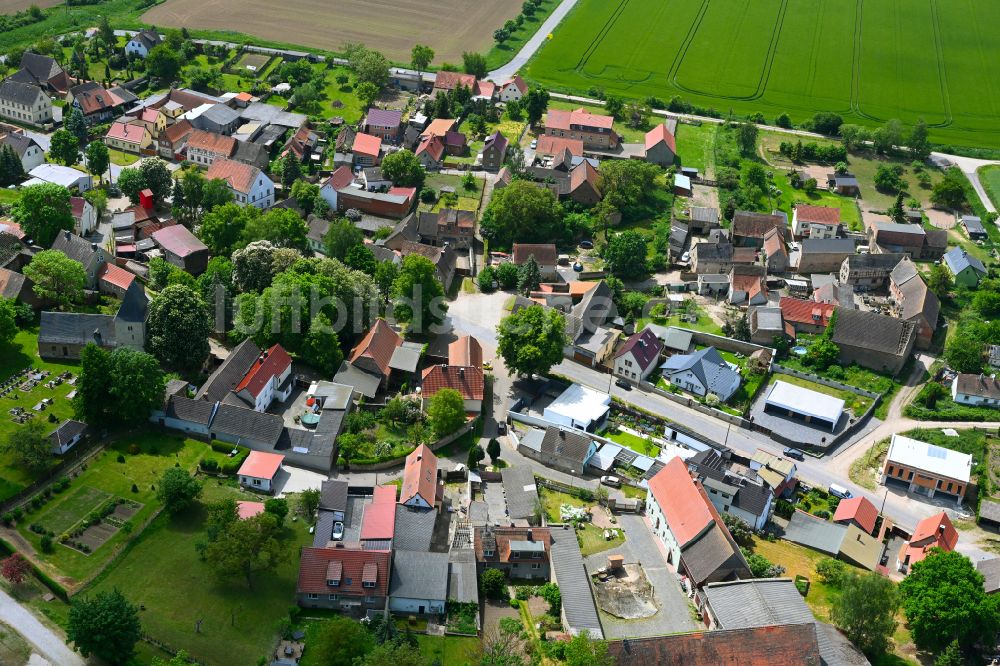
{"left": 400, "top": 444, "right": 438, "bottom": 507}
{"left": 205, "top": 157, "right": 261, "bottom": 194}
{"left": 534, "top": 135, "right": 584, "bottom": 157}
{"left": 448, "top": 336, "right": 483, "bottom": 368}
{"left": 0, "top": 220, "right": 25, "bottom": 239}
{"left": 512, "top": 243, "right": 557, "bottom": 265}
{"left": 360, "top": 485, "right": 397, "bottom": 540}
{"left": 185, "top": 129, "right": 236, "bottom": 156}
{"left": 416, "top": 134, "right": 445, "bottom": 162}
{"left": 474, "top": 80, "right": 496, "bottom": 99}
{"left": 796, "top": 204, "right": 841, "bottom": 225}
{"left": 614, "top": 327, "right": 662, "bottom": 370}
{"left": 475, "top": 526, "right": 552, "bottom": 564}
{"left": 105, "top": 120, "right": 146, "bottom": 144}
{"left": 161, "top": 119, "right": 194, "bottom": 145}
{"left": 779, "top": 296, "right": 835, "bottom": 327}
{"left": 388, "top": 186, "right": 416, "bottom": 201}
{"left": 900, "top": 511, "right": 958, "bottom": 567}
{"left": 421, "top": 364, "right": 484, "bottom": 401}
{"left": 570, "top": 160, "right": 601, "bottom": 195}
{"left": 422, "top": 118, "right": 456, "bottom": 138}
{"left": 348, "top": 318, "right": 402, "bottom": 377}
{"left": 296, "top": 546, "right": 390, "bottom": 597}
{"left": 502, "top": 75, "right": 528, "bottom": 95}
{"left": 234, "top": 344, "right": 292, "bottom": 398}
{"left": 138, "top": 108, "right": 160, "bottom": 123}
{"left": 647, "top": 457, "right": 713, "bottom": 547}
{"left": 606, "top": 624, "right": 822, "bottom": 665}
{"left": 323, "top": 165, "right": 354, "bottom": 191}
{"left": 236, "top": 500, "right": 265, "bottom": 520}
{"left": 151, "top": 224, "right": 208, "bottom": 258}
{"left": 763, "top": 227, "right": 786, "bottom": 258}
{"left": 546, "top": 108, "right": 615, "bottom": 131}
{"left": 644, "top": 123, "right": 676, "bottom": 153}
{"left": 74, "top": 85, "right": 124, "bottom": 115}
{"left": 732, "top": 272, "right": 766, "bottom": 298}
{"left": 97, "top": 263, "right": 136, "bottom": 291}
{"left": 237, "top": 451, "right": 284, "bottom": 479}
{"left": 234, "top": 92, "right": 253, "bottom": 102}
{"left": 832, "top": 496, "right": 878, "bottom": 534}
{"left": 434, "top": 71, "right": 477, "bottom": 92}
{"left": 352, "top": 132, "right": 382, "bottom": 158}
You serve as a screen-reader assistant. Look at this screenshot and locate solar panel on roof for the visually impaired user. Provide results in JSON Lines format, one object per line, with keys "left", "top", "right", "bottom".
{"left": 927, "top": 445, "right": 947, "bottom": 459}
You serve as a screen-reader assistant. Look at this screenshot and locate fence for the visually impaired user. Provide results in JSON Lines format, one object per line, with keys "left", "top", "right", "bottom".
{"left": 0, "top": 436, "right": 107, "bottom": 516}
{"left": 343, "top": 419, "right": 478, "bottom": 472}
{"left": 771, "top": 365, "right": 881, "bottom": 399}
{"left": 685, "top": 329, "right": 776, "bottom": 357}
{"left": 638, "top": 380, "right": 751, "bottom": 428}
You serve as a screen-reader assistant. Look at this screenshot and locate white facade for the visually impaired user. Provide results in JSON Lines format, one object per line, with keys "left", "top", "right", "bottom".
{"left": 125, "top": 38, "right": 152, "bottom": 58}
{"left": 17, "top": 141, "right": 45, "bottom": 172}
{"left": 319, "top": 182, "right": 339, "bottom": 211}
{"left": 235, "top": 171, "right": 275, "bottom": 209}
{"left": 389, "top": 596, "right": 445, "bottom": 614}
{"left": 187, "top": 145, "right": 227, "bottom": 166}
{"left": 665, "top": 367, "right": 740, "bottom": 402}
{"left": 792, "top": 210, "right": 839, "bottom": 239}
{"left": 646, "top": 489, "right": 683, "bottom": 566}
{"left": 614, "top": 351, "right": 655, "bottom": 383}
{"left": 249, "top": 364, "right": 292, "bottom": 412}
{"left": 498, "top": 82, "right": 524, "bottom": 103}
{"left": 0, "top": 86, "right": 53, "bottom": 127}
{"left": 74, "top": 199, "right": 97, "bottom": 236}
{"left": 239, "top": 473, "right": 274, "bottom": 493}
{"left": 952, "top": 376, "right": 1000, "bottom": 407}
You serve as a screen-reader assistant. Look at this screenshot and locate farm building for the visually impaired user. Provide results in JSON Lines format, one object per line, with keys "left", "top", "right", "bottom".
{"left": 880, "top": 434, "right": 972, "bottom": 502}
{"left": 763, "top": 380, "right": 844, "bottom": 431}
{"left": 542, "top": 383, "right": 611, "bottom": 432}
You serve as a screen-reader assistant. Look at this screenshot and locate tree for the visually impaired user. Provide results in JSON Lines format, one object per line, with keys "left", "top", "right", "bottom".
{"left": 934, "top": 640, "right": 962, "bottom": 666}
{"left": 931, "top": 171, "right": 967, "bottom": 210}
{"left": 156, "top": 467, "right": 202, "bottom": 514}
{"left": 811, "top": 112, "right": 843, "bottom": 136}
{"left": 0, "top": 298, "right": 15, "bottom": 347}
{"left": 380, "top": 149, "right": 426, "bottom": 188}
{"left": 281, "top": 153, "right": 301, "bottom": 188}
{"left": 927, "top": 263, "right": 953, "bottom": 297}
{"left": 49, "top": 129, "right": 79, "bottom": 166}
{"left": 152, "top": 650, "right": 199, "bottom": 666}
{"left": 355, "top": 81, "right": 380, "bottom": 110}
{"left": 623, "top": 101, "right": 651, "bottom": 130}
{"left": 104, "top": 347, "right": 167, "bottom": 424}
{"left": 603, "top": 231, "right": 649, "bottom": 280}
{"left": 874, "top": 164, "right": 905, "bottom": 193}
{"left": 309, "top": 615, "right": 374, "bottom": 666}
{"left": 481, "top": 567, "right": 507, "bottom": 599}
{"left": 494, "top": 261, "right": 519, "bottom": 290}
{"left": 467, "top": 444, "right": 485, "bottom": 470}
{"left": 199, "top": 202, "right": 253, "bottom": 256}
{"left": 117, "top": 166, "right": 144, "bottom": 204}
{"left": 119, "top": 159, "right": 172, "bottom": 205}
{"left": 323, "top": 217, "right": 364, "bottom": 261}
{"left": 888, "top": 192, "right": 907, "bottom": 224}
{"left": 411, "top": 44, "right": 435, "bottom": 76}
{"left": 516, "top": 255, "right": 541, "bottom": 294}
{"left": 299, "top": 488, "right": 320, "bottom": 519}
{"left": 0, "top": 145, "right": 26, "bottom": 186}
{"left": 11, "top": 183, "right": 73, "bottom": 247}
{"left": 23, "top": 249, "right": 85, "bottom": 309}
{"left": 351, "top": 47, "right": 390, "bottom": 88}
{"left": 775, "top": 112, "right": 792, "bottom": 128}
{"left": 909, "top": 118, "right": 930, "bottom": 160}
{"left": 735, "top": 121, "right": 759, "bottom": 156}
{"left": 187, "top": 66, "right": 221, "bottom": 92}
{"left": 374, "top": 260, "right": 399, "bottom": 304}
{"left": 290, "top": 180, "right": 321, "bottom": 215}
{"left": 427, "top": 387, "right": 465, "bottom": 437}
{"left": 2, "top": 420, "right": 51, "bottom": 471}
{"left": 146, "top": 44, "right": 182, "bottom": 82}
{"left": 900, "top": 549, "right": 1000, "bottom": 652}
{"left": 462, "top": 52, "right": 487, "bottom": 79}
{"left": 831, "top": 572, "right": 899, "bottom": 657}
{"left": 720, "top": 513, "right": 752, "bottom": 546}
{"left": 264, "top": 497, "right": 289, "bottom": 526}
{"left": 245, "top": 208, "right": 309, "bottom": 251}
{"left": 84, "top": 140, "right": 109, "bottom": 182}
{"left": 487, "top": 438, "right": 501, "bottom": 463}
{"left": 839, "top": 124, "right": 870, "bottom": 152}
{"left": 523, "top": 86, "right": 550, "bottom": 125}
{"left": 67, "top": 589, "right": 141, "bottom": 665}
{"left": 599, "top": 159, "right": 661, "bottom": 221}
{"left": 945, "top": 333, "right": 983, "bottom": 374}
{"left": 497, "top": 305, "right": 568, "bottom": 377}
{"left": 358, "top": 641, "right": 430, "bottom": 666}
{"left": 205, "top": 512, "right": 286, "bottom": 589}
{"left": 65, "top": 107, "right": 88, "bottom": 142}
{"left": 805, "top": 337, "right": 839, "bottom": 371}
{"left": 493, "top": 27, "right": 510, "bottom": 44}
{"left": 147, "top": 284, "right": 211, "bottom": 373}
{"left": 202, "top": 177, "right": 234, "bottom": 212}
{"left": 481, "top": 180, "right": 565, "bottom": 247}
{"left": 392, "top": 254, "right": 447, "bottom": 331}
{"left": 232, "top": 240, "right": 282, "bottom": 293}
{"left": 345, "top": 245, "right": 377, "bottom": 274}
{"left": 562, "top": 631, "right": 614, "bottom": 666}
{"left": 740, "top": 549, "right": 785, "bottom": 578}
{"left": 604, "top": 95, "right": 624, "bottom": 119}
{"left": 0, "top": 553, "right": 29, "bottom": 586}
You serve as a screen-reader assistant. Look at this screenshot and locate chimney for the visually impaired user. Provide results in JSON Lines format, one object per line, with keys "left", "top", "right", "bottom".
{"left": 63, "top": 230, "right": 71, "bottom": 241}
{"left": 459, "top": 367, "right": 465, "bottom": 378}
{"left": 91, "top": 242, "right": 98, "bottom": 252}
{"left": 526, "top": 530, "right": 533, "bottom": 541}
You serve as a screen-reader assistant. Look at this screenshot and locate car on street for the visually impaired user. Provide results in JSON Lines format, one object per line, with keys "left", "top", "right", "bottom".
{"left": 615, "top": 378, "right": 632, "bottom": 390}
{"left": 332, "top": 521, "right": 345, "bottom": 540}
{"left": 483, "top": 361, "right": 492, "bottom": 371}
{"left": 828, "top": 483, "right": 853, "bottom": 500}
{"left": 783, "top": 447, "right": 805, "bottom": 461}
{"left": 600, "top": 475, "right": 622, "bottom": 487}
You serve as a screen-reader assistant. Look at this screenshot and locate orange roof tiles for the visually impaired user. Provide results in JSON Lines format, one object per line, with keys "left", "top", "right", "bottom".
{"left": 796, "top": 204, "right": 841, "bottom": 225}
{"left": 352, "top": 132, "right": 382, "bottom": 158}
{"left": 534, "top": 135, "right": 584, "bottom": 157}
{"left": 832, "top": 496, "right": 878, "bottom": 534}
{"left": 416, "top": 134, "right": 445, "bottom": 162}
{"left": 106, "top": 120, "right": 147, "bottom": 143}
{"left": 360, "top": 485, "right": 397, "bottom": 540}
{"left": 422, "top": 118, "right": 457, "bottom": 138}
{"left": 433, "top": 71, "right": 476, "bottom": 92}
{"left": 512, "top": 243, "right": 557, "bottom": 265}
{"left": 645, "top": 123, "right": 677, "bottom": 153}
{"left": 900, "top": 511, "right": 958, "bottom": 568}
{"left": 421, "top": 364, "right": 484, "bottom": 401}
{"left": 546, "top": 108, "right": 615, "bottom": 131}
{"left": 234, "top": 344, "right": 291, "bottom": 398}
{"left": 297, "top": 546, "right": 390, "bottom": 597}
{"left": 448, "top": 336, "right": 483, "bottom": 368}
{"left": 237, "top": 451, "right": 284, "bottom": 479}
{"left": 348, "top": 318, "right": 402, "bottom": 378}
{"left": 400, "top": 444, "right": 438, "bottom": 507}
{"left": 186, "top": 129, "right": 236, "bottom": 156}
{"left": 647, "top": 457, "right": 714, "bottom": 547}
{"left": 205, "top": 157, "right": 260, "bottom": 194}
{"left": 97, "top": 263, "right": 136, "bottom": 291}
{"left": 607, "top": 624, "right": 822, "bottom": 665}
{"left": 779, "top": 296, "right": 835, "bottom": 327}
{"left": 323, "top": 165, "right": 354, "bottom": 191}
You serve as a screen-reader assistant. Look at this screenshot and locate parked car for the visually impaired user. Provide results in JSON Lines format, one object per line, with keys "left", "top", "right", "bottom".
{"left": 573, "top": 261, "right": 583, "bottom": 272}
{"left": 332, "top": 521, "right": 345, "bottom": 540}
{"left": 579, "top": 239, "right": 594, "bottom": 249}
{"left": 828, "top": 483, "right": 853, "bottom": 500}
{"left": 600, "top": 475, "right": 622, "bottom": 488}
{"left": 680, "top": 251, "right": 690, "bottom": 263}
{"left": 530, "top": 139, "right": 537, "bottom": 149}
{"left": 782, "top": 447, "right": 805, "bottom": 461}
{"left": 615, "top": 378, "right": 632, "bottom": 390}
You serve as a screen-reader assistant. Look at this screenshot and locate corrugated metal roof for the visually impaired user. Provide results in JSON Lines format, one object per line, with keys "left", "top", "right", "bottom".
{"left": 549, "top": 527, "right": 603, "bottom": 638}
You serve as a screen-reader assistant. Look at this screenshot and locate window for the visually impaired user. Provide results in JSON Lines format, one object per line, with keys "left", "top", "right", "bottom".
{"left": 484, "top": 549, "right": 494, "bottom": 557}
{"left": 344, "top": 578, "right": 352, "bottom": 585}
{"left": 887, "top": 465, "right": 894, "bottom": 475}
{"left": 531, "top": 551, "right": 541, "bottom": 559}
{"left": 531, "top": 563, "right": 541, "bottom": 570}
{"left": 946, "top": 482, "right": 953, "bottom": 492}
{"left": 365, "top": 595, "right": 375, "bottom": 603}
{"left": 253, "top": 479, "right": 261, "bottom": 486}
{"left": 363, "top": 581, "right": 375, "bottom": 588}
{"left": 327, "top": 579, "right": 339, "bottom": 587}
{"left": 907, "top": 471, "right": 914, "bottom": 481}
{"left": 307, "top": 593, "right": 319, "bottom": 600}
{"left": 328, "top": 594, "right": 338, "bottom": 600}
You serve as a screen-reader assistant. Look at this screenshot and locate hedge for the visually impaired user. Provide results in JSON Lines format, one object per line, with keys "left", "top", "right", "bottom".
{"left": 0, "top": 537, "right": 69, "bottom": 602}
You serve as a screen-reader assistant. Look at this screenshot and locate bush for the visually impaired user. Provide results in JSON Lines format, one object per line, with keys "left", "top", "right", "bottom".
{"left": 40, "top": 535, "right": 53, "bottom": 553}
{"left": 116, "top": 454, "right": 126, "bottom": 463}
{"left": 128, "top": 444, "right": 140, "bottom": 455}
{"left": 0, "top": 513, "right": 12, "bottom": 527}
{"left": 816, "top": 557, "right": 847, "bottom": 586}
{"left": 481, "top": 568, "right": 508, "bottom": 600}
{"left": 200, "top": 458, "right": 220, "bottom": 473}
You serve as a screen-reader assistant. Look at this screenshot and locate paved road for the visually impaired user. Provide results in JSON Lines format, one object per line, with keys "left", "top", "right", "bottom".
{"left": 932, "top": 151, "right": 1000, "bottom": 213}
{"left": 0, "top": 590, "right": 84, "bottom": 666}
{"left": 487, "top": 0, "right": 581, "bottom": 82}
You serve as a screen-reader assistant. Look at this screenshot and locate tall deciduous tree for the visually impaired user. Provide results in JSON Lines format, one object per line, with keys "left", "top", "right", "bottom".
{"left": 323, "top": 217, "right": 363, "bottom": 261}
{"left": 23, "top": 249, "right": 86, "bottom": 309}
{"left": 497, "top": 305, "right": 568, "bottom": 377}
{"left": 480, "top": 179, "right": 564, "bottom": 247}
{"left": 900, "top": 549, "right": 1000, "bottom": 652}
{"left": 411, "top": 44, "right": 434, "bottom": 76}
{"left": 831, "top": 572, "right": 900, "bottom": 657}
{"left": 2, "top": 420, "right": 51, "bottom": 471}
{"left": 147, "top": 284, "right": 211, "bottom": 374}
{"left": 156, "top": 467, "right": 202, "bottom": 514}
{"left": 603, "top": 230, "right": 649, "bottom": 280}
{"left": 523, "top": 86, "right": 550, "bottom": 125}
{"left": 427, "top": 387, "right": 465, "bottom": 437}
{"left": 204, "top": 512, "right": 287, "bottom": 589}
{"left": 67, "top": 589, "right": 142, "bottom": 665}
{"left": 49, "top": 129, "right": 79, "bottom": 166}
{"left": 462, "top": 52, "right": 487, "bottom": 79}
{"left": 84, "top": 141, "right": 109, "bottom": 182}
{"left": 392, "top": 254, "right": 447, "bottom": 331}
{"left": 309, "top": 615, "right": 374, "bottom": 666}
{"left": 11, "top": 183, "right": 73, "bottom": 247}
{"left": 380, "top": 149, "right": 425, "bottom": 188}
{"left": 146, "top": 44, "right": 182, "bottom": 82}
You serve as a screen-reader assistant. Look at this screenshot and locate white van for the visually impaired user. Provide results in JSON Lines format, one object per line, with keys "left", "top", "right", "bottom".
{"left": 828, "top": 483, "right": 853, "bottom": 500}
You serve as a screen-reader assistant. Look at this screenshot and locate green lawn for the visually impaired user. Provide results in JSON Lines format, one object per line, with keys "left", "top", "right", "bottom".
{"left": 0, "top": 190, "right": 21, "bottom": 205}
{"left": 770, "top": 374, "right": 874, "bottom": 415}
{"left": 414, "top": 634, "right": 480, "bottom": 666}
{"left": 420, "top": 173, "right": 485, "bottom": 213}
{"left": 539, "top": 488, "right": 589, "bottom": 524}
{"left": 675, "top": 122, "right": 716, "bottom": 175}
{"left": 87, "top": 481, "right": 313, "bottom": 666}
{"left": 523, "top": 0, "right": 1000, "bottom": 149}
{"left": 17, "top": 432, "right": 208, "bottom": 584}
{"left": 107, "top": 148, "right": 140, "bottom": 166}
{"left": 605, "top": 429, "right": 659, "bottom": 458}
{"left": 483, "top": 0, "right": 559, "bottom": 70}
{"left": 771, "top": 170, "right": 862, "bottom": 232}
{"left": 638, "top": 302, "right": 723, "bottom": 336}
{"left": 980, "top": 165, "right": 1000, "bottom": 210}
{"left": 578, "top": 523, "right": 625, "bottom": 557}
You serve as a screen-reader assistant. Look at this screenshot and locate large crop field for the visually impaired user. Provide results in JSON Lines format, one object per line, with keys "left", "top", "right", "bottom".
{"left": 524, "top": 0, "right": 1000, "bottom": 148}
{"left": 142, "top": 0, "right": 521, "bottom": 62}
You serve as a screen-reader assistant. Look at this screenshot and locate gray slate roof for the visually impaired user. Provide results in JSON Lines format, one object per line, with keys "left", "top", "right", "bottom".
{"left": 392, "top": 504, "right": 436, "bottom": 552}
{"left": 783, "top": 510, "right": 847, "bottom": 555}
{"left": 800, "top": 238, "right": 855, "bottom": 254}
{"left": 210, "top": 403, "right": 284, "bottom": 446}
{"left": 501, "top": 466, "right": 538, "bottom": 521}
{"left": 196, "top": 339, "right": 261, "bottom": 403}
{"left": 550, "top": 527, "right": 603, "bottom": 638}
{"left": 38, "top": 312, "right": 114, "bottom": 346}
{"left": 943, "top": 247, "right": 987, "bottom": 277}
{"left": 0, "top": 132, "right": 39, "bottom": 158}
{"left": 0, "top": 79, "right": 45, "bottom": 106}
{"left": 164, "top": 396, "right": 214, "bottom": 425}
{"left": 980, "top": 499, "right": 1000, "bottom": 525}
{"left": 977, "top": 557, "right": 1000, "bottom": 594}
{"left": 116, "top": 281, "right": 148, "bottom": 322}
{"left": 830, "top": 308, "right": 915, "bottom": 356}
{"left": 660, "top": 346, "right": 740, "bottom": 396}
{"left": 389, "top": 549, "right": 449, "bottom": 601}
{"left": 319, "top": 479, "right": 349, "bottom": 512}
{"left": 448, "top": 549, "right": 479, "bottom": 604}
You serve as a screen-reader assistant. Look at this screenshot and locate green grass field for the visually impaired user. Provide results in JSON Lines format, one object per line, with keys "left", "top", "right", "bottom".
{"left": 524, "top": 0, "right": 1000, "bottom": 148}
{"left": 980, "top": 165, "right": 1000, "bottom": 210}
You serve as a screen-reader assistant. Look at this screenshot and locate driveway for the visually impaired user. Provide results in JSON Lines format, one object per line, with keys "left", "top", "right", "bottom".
{"left": 582, "top": 513, "right": 696, "bottom": 638}
{"left": 0, "top": 590, "right": 84, "bottom": 666}
{"left": 273, "top": 465, "right": 326, "bottom": 496}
